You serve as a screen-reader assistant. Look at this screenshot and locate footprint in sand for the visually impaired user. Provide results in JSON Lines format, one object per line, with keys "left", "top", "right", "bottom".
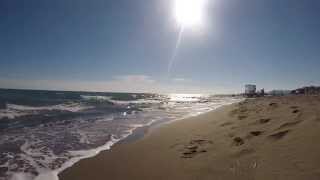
{"left": 292, "top": 109, "right": 300, "bottom": 114}
{"left": 250, "top": 131, "right": 263, "bottom": 136}
{"left": 259, "top": 118, "right": 271, "bottom": 124}
{"left": 269, "top": 102, "right": 278, "bottom": 107}
{"left": 268, "top": 130, "right": 290, "bottom": 140}
{"left": 220, "top": 122, "right": 234, "bottom": 127}
{"left": 180, "top": 139, "right": 212, "bottom": 158}
{"left": 278, "top": 121, "right": 302, "bottom": 130}
{"left": 238, "top": 115, "right": 247, "bottom": 120}
{"left": 233, "top": 137, "right": 244, "bottom": 146}
{"left": 245, "top": 131, "right": 264, "bottom": 139}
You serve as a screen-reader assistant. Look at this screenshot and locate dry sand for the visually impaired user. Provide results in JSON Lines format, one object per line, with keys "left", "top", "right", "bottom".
{"left": 60, "top": 95, "right": 320, "bottom": 180}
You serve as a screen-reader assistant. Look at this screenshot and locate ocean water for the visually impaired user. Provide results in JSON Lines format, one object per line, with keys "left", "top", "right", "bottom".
{"left": 0, "top": 89, "right": 242, "bottom": 180}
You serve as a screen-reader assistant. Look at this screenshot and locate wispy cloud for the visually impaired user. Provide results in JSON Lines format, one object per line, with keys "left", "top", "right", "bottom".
{"left": 114, "top": 75, "right": 155, "bottom": 84}
{"left": 172, "top": 78, "right": 191, "bottom": 83}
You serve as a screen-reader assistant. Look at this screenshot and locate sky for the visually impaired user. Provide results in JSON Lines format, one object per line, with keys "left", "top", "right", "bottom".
{"left": 1, "top": 0, "right": 320, "bottom": 94}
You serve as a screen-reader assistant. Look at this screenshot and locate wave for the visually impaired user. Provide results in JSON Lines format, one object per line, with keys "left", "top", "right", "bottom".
{"left": 81, "top": 94, "right": 162, "bottom": 106}
{"left": 80, "top": 95, "right": 111, "bottom": 101}
{"left": 0, "top": 103, "right": 93, "bottom": 120}
{"left": 7, "top": 121, "right": 157, "bottom": 180}
{"left": 6, "top": 104, "right": 92, "bottom": 112}
{"left": 0, "top": 94, "right": 243, "bottom": 180}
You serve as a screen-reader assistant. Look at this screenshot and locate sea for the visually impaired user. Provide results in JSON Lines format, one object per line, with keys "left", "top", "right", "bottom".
{"left": 0, "top": 89, "right": 242, "bottom": 180}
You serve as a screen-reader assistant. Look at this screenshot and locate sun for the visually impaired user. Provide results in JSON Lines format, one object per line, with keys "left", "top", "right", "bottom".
{"left": 174, "top": 0, "right": 207, "bottom": 28}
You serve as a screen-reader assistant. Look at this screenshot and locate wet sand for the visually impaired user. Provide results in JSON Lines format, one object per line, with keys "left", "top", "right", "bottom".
{"left": 60, "top": 95, "right": 320, "bottom": 180}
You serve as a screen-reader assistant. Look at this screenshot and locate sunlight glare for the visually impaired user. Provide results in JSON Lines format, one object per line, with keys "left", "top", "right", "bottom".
{"left": 174, "top": 0, "right": 207, "bottom": 28}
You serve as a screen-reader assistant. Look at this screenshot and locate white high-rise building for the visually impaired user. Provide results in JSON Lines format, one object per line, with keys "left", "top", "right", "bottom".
{"left": 245, "top": 84, "right": 256, "bottom": 95}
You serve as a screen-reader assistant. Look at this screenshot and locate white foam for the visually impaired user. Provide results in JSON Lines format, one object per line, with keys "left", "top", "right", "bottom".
{"left": 49, "top": 121, "right": 158, "bottom": 180}
{"left": 7, "top": 103, "right": 92, "bottom": 112}
{"left": 0, "top": 109, "right": 29, "bottom": 119}
{"left": 81, "top": 94, "right": 162, "bottom": 106}
{"left": 5, "top": 96, "right": 244, "bottom": 180}
{"left": 54, "top": 136, "right": 120, "bottom": 180}
{"left": 0, "top": 103, "right": 93, "bottom": 119}
{"left": 34, "top": 172, "right": 58, "bottom": 180}
{"left": 80, "top": 95, "right": 111, "bottom": 101}
{"left": 108, "top": 99, "right": 161, "bottom": 105}
{"left": 8, "top": 136, "right": 120, "bottom": 180}
{"left": 34, "top": 128, "right": 145, "bottom": 180}
{"left": 168, "top": 93, "right": 204, "bottom": 102}
{"left": 10, "top": 173, "right": 34, "bottom": 180}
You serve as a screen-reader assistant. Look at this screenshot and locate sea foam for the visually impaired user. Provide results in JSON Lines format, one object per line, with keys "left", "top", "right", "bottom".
{"left": 1, "top": 93, "right": 243, "bottom": 180}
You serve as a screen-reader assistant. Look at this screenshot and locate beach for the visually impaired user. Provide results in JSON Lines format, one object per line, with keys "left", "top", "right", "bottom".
{"left": 60, "top": 95, "right": 320, "bottom": 180}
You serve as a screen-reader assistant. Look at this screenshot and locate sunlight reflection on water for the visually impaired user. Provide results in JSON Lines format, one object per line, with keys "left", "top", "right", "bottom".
{"left": 168, "top": 93, "right": 205, "bottom": 102}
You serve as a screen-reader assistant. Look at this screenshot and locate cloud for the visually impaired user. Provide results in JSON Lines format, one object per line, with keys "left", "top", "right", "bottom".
{"left": 114, "top": 75, "right": 155, "bottom": 84}
{"left": 172, "top": 78, "right": 191, "bottom": 83}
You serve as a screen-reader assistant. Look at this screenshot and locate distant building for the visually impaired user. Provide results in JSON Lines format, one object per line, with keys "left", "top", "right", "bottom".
{"left": 269, "top": 90, "right": 291, "bottom": 96}
{"left": 291, "top": 86, "right": 320, "bottom": 95}
{"left": 260, "top": 88, "right": 265, "bottom": 96}
{"left": 245, "top": 84, "right": 256, "bottom": 96}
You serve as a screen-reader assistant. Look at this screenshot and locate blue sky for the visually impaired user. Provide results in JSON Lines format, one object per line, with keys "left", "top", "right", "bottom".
{"left": 1, "top": 0, "right": 320, "bottom": 94}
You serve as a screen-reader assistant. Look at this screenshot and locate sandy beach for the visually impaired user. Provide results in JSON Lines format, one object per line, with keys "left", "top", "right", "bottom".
{"left": 60, "top": 95, "right": 320, "bottom": 180}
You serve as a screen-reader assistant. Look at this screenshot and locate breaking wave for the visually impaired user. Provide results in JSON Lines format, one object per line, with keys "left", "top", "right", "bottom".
{"left": 0, "top": 90, "right": 243, "bottom": 180}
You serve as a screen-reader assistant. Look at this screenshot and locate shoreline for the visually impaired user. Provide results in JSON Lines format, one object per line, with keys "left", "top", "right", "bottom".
{"left": 38, "top": 99, "right": 240, "bottom": 180}
{"left": 103, "top": 101, "right": 238, "bottom": 146}
{"left": 60, "top": 95, "right": 320, "bottom": 180}
{"left": 58, "top": 102, "right": 239, "bottom": 180}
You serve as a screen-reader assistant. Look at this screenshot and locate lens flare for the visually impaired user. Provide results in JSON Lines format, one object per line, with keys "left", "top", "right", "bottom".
{"left": 174, "top": 0, "right": 206, "bottom": 28}
{"left": 168, "top": 0, "right": 207, "bottom": 77}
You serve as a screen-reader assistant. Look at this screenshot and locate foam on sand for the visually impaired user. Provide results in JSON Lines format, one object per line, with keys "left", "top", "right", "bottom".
{"left": 9, "top": 136, "right": 121, "bottom": 180}
{"left": 1, "top": 94, "right": 243, "bottom": 180}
